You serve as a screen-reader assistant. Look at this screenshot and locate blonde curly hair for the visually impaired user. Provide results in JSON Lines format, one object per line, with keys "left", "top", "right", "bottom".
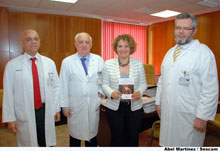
{"left": 112, "top": 34, "right": 136, "bottom": 55}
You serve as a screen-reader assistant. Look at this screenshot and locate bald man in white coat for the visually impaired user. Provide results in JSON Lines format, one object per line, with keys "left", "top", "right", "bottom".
{"left": 2, "top": 30, "right": 60, "bottom": 146}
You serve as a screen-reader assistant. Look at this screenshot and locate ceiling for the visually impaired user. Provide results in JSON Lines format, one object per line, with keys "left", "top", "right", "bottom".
{"left": 0, "top": 0, "right": 220, "bottom": 25}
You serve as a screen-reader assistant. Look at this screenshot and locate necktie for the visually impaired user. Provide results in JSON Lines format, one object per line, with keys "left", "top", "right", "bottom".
{"left": 30, "top": 58, "right": 42, "bottom": 109}
{"left": 80, "top": 58, "right": 88, "bottom": 76}
{"left": 173, "top": 45, "right": 182, "bottom": 62}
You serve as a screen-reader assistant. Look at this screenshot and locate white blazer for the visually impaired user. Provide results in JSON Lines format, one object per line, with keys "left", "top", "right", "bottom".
{"left": 102, "top": 57, "right": 147, "bottom": 111}
{"left": 59, "top": 53, "right": 104, "bottom": 141}
{"left": 2, "top": 53, "right": 60, "bottom": 147}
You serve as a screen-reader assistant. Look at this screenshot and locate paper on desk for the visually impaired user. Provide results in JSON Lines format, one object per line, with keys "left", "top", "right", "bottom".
{"left": 142, "top": 96, "right": 155, "bottom": 104}
{"left": 142, "top": 97, "right": 156, "bottom": 113}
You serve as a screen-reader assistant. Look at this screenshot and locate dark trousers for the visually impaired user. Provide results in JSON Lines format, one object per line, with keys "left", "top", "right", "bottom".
{"left": 70, "top": 135, "right": 97, "bottom": 147}
{"left": 35, "top": 103, "right": 46, "bottom": 147}
{"left": 105, "top": 103, "right": 144, "bottom": 147}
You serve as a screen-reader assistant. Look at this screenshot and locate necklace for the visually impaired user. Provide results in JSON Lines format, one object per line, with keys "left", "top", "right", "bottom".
{"left": 119, "top": 60, "right": 129, "bottom": 67}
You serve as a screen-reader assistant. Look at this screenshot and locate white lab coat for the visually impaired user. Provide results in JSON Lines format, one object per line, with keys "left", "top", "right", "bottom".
{"left": 59, "top": 53, "right": 104, "bottom": 141}
{"left": 2, "top": 53, "right": 60, "bottom": 147}
{"left": 155, "top": 40, "right": 219, "bottom": 146}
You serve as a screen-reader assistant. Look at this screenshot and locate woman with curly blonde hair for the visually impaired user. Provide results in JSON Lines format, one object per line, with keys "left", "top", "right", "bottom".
{"left": 102, "top": 34, "right": 147, "bottom": 146}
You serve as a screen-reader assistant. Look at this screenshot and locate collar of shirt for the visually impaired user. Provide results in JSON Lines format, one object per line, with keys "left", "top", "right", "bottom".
{"left": 77, "top": 53, "right": 90, "bottom": 61}
{"left": 24, "top": 52, "right": 40, "bottom": 62}
{"left": 175, "top": 39, "right": 194, "bottom": 52}
{"left": 77, "top": 53, "right": 90, "bottom": 69}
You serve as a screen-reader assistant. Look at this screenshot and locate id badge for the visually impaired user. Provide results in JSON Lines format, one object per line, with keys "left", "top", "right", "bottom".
{"left": 97, "top": 71, "right": 102, "bottom": 84}
{"left": 179, "top": 77, "right": 190, "bottom": 86}
{"left": 179, "top": 71, "right": 190, "bottom": 86}
{"left": 48, "top": 72, "right": 54, "bottom": 85}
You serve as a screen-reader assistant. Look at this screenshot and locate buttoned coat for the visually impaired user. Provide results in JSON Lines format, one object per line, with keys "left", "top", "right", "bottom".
{"left": 155, "top": 40, "right": 219, "bottom": 146}
{"left": 59, "top": 53, "right": 104, "bottom": 141}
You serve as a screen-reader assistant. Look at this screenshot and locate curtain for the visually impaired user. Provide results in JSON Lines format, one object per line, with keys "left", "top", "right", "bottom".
{"left": 102, "top": 21, "right": 147, "bottom": 64}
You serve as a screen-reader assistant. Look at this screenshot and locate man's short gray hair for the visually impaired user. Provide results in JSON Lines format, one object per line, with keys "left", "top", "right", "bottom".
{"left": 74, "top": 32, "right": 92, "bottom": 43}
{"left": 175, "top": 12, "right": 198, "bottom": 29}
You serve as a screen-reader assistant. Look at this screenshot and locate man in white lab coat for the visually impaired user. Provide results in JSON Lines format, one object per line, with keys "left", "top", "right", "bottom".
{"left": 155, "top": 13, "right": 219, "bottom": 146}
{"left": 2, "top": 29, "right": 60, "bottom": 147}
{"left": 59, "top": 32, "right": 104, "bottom": 147}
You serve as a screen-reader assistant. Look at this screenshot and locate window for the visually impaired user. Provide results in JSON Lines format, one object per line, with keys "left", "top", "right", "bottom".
{"left": 102, "top": 21, "right": 147, "bottom": 64}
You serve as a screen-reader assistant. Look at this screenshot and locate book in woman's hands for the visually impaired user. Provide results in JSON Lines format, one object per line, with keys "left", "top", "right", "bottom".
{"left": 118, "top": 78, "right": 134, "bottom": 100}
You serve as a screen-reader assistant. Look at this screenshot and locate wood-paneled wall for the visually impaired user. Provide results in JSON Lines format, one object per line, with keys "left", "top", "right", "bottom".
{"left": 147, "top": 20, "right": 175, "bottom": 73}
{"left": 1, "top": 7, "right": 219, "bottom": 91}
{"left": 0, "top": 7, "right": 101, "bottom": 89}
{"left": 0, "top": 7, "right": 9, "bottom": 90}
{"left": 147, "top": 11, "right": 220, "bottom": 84}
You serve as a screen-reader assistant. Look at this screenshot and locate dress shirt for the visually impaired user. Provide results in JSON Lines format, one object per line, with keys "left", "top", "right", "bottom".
{"left": 174, "top": 40, "right": 193, "bottom": 56}
{"left": 24, "top": 52, "right": 45, "bottom": 103}
{"left": 77, "top": 53, "right": 90, "bottom": 70}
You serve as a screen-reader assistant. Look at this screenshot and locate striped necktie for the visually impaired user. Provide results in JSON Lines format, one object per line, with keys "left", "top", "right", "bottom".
{"left": 173, "top": 45, "right": 182, "bottom": 62}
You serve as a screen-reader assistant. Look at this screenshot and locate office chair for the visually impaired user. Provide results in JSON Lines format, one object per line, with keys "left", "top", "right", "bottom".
{"left": 148, "top": 120, "right": 160, "bottom": 146}
{"left": 208, "top": 102, "right": 220, "bottom": 128}
{"left": 208, "top": 113, "right": 220, "bottom": 128}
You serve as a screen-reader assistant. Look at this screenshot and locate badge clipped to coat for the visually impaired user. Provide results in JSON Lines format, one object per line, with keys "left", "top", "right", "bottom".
{"left": 48, "top": 72, "right": 54, "bottom": 85}
{"left": 179, "top": 71, "right": 190, "bottom": 86}
{"left": 97, "top": 71, "right": 102, "bottom": 84}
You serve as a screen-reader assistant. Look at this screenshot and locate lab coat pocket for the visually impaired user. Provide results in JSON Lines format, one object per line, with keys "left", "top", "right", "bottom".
{"left": 177, "top": 95, "right": 197, "bottom": 114}
{"left": 69, "top": 73, "right": 78, "bottom": 81}
{"left": 178, "top": 67, "right": 193, "bottom": 86}
{"left": 15, "top": 69, "right": 23, "bottom": 88}
{"left": 69, "top": 97, "right": 85, "bottom": 116}
{"left": 15, "top": 104, "right": 27, "bottom": 121}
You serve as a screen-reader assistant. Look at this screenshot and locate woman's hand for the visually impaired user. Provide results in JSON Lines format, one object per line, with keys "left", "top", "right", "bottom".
{"left": 132, "top": 90, "right": 141, "bottom": 100}
{"left": 111, "top": 91, "right": 121, "bottom": 100}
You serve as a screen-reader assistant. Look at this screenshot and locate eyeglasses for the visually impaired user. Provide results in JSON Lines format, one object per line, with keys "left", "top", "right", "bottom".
{"left": 175, "top": 26, "right": 194, "bottom": 32}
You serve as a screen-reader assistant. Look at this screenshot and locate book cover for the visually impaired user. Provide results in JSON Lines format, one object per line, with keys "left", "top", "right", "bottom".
{"left": 118, "top": 78, "right": 134, "bottom": 100}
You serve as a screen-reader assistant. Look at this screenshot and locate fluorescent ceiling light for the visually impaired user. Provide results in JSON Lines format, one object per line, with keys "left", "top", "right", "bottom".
{"left": 151, "top": 10, "right": 181, "bottom": 18}
{"left": 50, "top": 0, "right": 78, "bottom": 4}
{"left": 197, "top": 0, "right": 220, "bottom": 8}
